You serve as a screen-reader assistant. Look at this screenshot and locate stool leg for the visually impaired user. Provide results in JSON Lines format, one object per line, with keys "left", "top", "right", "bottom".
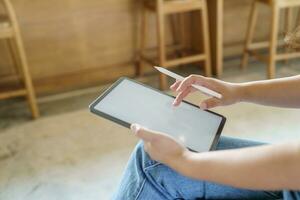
{"left": 268, "top": 4, "right": 280, "bottom": 79}
{"left": 169, "top": 14, "right": 179, "bottom": 46}
{"left": 169, "top": 14, "right": 182, "bottom": 61}
{"left": 201, "top": 0, "right": 212, "bottom": 77}
{"left": 284, "top": 8, "right": 292, "bottom": 65}
{"left": 157, "top": 0, "right": 167, "bottom": 90}
{"left": 284, "top": 8, "right": 292, "bottom": 36}
{"left": 13, "top": 35, "right": 40, "bottom": 118}
{"left": 6, "top": 38, "right": 22, "bottom": 82}
{"left": 136, "top": 1, "right": 148, "bottom": 77}
{"left": 297, "top": 8, "right": 300, "bottom": 27}
{"left": 241, "top": 1, "right": 258, "bottom": 70}
{"left": 3, "top": 0, "right": 39, "bottom": 118}
{"left": 179, "top": 13, "right": 187, "bottom": 51}
{"left": 178, "top": 13, "right": 188, "bottom": 70}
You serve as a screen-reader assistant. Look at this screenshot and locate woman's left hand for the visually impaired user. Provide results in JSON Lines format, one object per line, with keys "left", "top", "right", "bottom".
{"left": 131, "top": 124, "right": 190, "bottom": 167}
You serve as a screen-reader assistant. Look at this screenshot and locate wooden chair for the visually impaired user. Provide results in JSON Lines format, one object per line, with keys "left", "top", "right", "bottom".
{"left": 136, "top": 0, "right": 212, "bottom": 89}
{"left": 0, "top": 0, "right": 39, "bottom": 118}
{"left": 241, "top": 0, "right": 300, "bottom": 79}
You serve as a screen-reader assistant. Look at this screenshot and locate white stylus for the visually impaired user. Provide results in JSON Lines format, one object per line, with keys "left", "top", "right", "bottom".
{"left": 155, "top": 66, "right": 222, "bottom": 99}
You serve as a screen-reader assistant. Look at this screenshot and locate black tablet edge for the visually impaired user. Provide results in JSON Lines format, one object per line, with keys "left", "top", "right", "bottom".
{"left": 89, "top": 77, "right": 226, "bottom": 151}
{"left": 89, "top": 77, "right": 131, "bottom": 129}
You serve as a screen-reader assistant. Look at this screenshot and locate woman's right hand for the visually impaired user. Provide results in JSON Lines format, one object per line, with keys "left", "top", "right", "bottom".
{"left": 170, "top": 75, "right": 243, "bottom": 109}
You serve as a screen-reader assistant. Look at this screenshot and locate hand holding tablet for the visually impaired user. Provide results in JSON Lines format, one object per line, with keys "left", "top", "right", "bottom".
{"left": 131, "top": 123, "right": 189, "bottom": 166}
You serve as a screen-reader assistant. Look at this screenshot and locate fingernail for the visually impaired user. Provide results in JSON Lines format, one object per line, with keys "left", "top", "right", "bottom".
{"left": 200, "top": 103, "right": 207, "bottom": 110}
{"left": 172, "top": 100, "right": 177, "bottom": 106}
{"left": 131, "top": 124, "right": 141, "bottom": 133}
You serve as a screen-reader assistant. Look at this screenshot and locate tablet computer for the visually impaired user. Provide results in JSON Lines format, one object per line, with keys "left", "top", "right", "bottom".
{"left": 89, "top": 77, "right": 226, "bottom": 152}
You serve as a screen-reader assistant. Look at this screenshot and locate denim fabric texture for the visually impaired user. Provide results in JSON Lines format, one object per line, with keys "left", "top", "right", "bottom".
{"left": 112, "top": 136, "right": 299, "bottom": 200}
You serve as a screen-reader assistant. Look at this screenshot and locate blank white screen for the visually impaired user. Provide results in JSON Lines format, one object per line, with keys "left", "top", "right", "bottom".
{"left": 94, "top": 79, "right": 223, "bottom": 152}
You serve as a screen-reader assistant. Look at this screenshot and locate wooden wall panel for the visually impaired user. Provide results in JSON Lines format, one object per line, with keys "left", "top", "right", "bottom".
{"left": 0, "top": 0, "right": 290, "bottom": 95}
{"left": 10, "top": 0, "right": 140, "bottom": 78}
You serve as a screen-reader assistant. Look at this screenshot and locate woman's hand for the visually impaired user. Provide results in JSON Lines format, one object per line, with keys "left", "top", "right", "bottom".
{"left": 131, "top": 124, "right": 190, "bottom": 167}
{"left": 171, "top": 75, "right": 243, "bottom": 109}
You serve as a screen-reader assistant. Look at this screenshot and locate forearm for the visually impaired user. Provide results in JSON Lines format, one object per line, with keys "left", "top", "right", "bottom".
{"left": 173, "top": 142, "right": 300, "bottom": 190}
{"left": 238, "top": 75, "right": 300, "bottom": 108}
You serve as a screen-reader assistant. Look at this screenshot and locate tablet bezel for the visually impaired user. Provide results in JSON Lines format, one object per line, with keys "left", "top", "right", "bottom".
{"left": 89, "top": 77, "right": 226, "bottom": 151}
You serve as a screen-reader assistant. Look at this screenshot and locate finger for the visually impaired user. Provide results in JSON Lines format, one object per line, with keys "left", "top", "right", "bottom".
{"left": 131, "top": 124, "right": 157, "bottom": 142}
{"left": 200, "top": 98, "right": 222, "bottom": 110}
{"left": 170, "top": 80, "right": 181, "bottom": 91}
{"left": 172, "top": 87, "right": 192, "bottom": 106}
{"left": 176, "top": 75, "right": 206, "bottom": 93}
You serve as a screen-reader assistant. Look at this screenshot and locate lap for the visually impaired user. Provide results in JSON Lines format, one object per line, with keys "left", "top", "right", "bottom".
{"left": 113, "top": 136, "right": 282, "bottom": 200}
{"left": 142, "top": 136, "right": 280, "bottom": 199}
{"left": 215, "top": 136, "right": 265, "bottom": 150}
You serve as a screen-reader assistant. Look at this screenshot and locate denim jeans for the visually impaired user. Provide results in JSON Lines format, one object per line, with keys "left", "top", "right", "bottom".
{"left": 112, "top": 136, "right": 300, "bottom": 200}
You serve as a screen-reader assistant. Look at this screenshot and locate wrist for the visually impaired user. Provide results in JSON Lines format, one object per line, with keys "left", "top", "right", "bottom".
{"left": 170, "top": 150, "right": 196, "bottom": 176}
{"left": 233, "top": 83, "right": 248, "bottom": 103}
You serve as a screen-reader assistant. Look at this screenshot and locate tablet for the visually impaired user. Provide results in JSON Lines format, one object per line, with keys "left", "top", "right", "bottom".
{"left": 89, "top": 77, "right": 226, "bottom": 152}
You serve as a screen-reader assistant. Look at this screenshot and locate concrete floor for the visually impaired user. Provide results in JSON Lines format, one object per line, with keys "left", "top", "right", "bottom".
{"left": 1, "top": 58, "right": 300, "bottom": 200}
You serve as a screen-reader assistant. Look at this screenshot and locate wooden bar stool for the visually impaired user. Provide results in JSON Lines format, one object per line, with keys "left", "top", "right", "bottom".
{"left": 0, "top": 0, "right": 39, "bottom": 118}
{"left": 241, "top": 0, "right": 300, "bottom": 79}
{"left": 136, "top": 0, "right": 212, "bottom": 89}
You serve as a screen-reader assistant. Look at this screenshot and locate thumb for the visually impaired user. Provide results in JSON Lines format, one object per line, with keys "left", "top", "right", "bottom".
{"left": 200, "top": 98, "right": 222, "bottom": 109}
{"left": 131, "top": 124, "right": 156, "bottom": 142}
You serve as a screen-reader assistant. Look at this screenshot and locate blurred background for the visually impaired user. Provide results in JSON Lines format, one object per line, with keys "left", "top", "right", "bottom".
{"left": 1, "top": 0, "right": 300, "bottom": 199}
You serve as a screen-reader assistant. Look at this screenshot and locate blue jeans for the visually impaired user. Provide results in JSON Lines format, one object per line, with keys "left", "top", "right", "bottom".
{"left": 112, "top": 136, "right": 300, "bottom": 200}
